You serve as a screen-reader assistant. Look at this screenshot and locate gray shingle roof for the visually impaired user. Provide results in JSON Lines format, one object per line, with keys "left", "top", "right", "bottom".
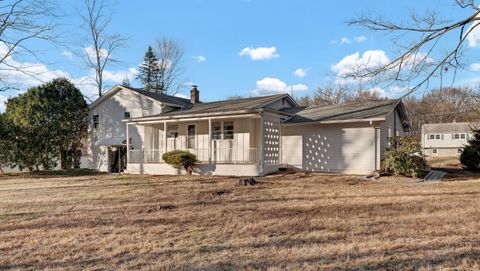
{"left": 126, "top": 87, "right": 192, "bottom": 108}
{"left": 286, "top": 99, "right": 399, "bottom": 123}
{"left": 422, "top": 122, "right": 478, "bottom": 134}
{"left": 142, "top": 94, "right": 290, "bottom": 118}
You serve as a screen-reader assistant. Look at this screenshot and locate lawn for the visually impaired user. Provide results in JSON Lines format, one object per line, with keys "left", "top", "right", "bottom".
{"left": 1, "top": 173, "right": 480, "bottom": 270}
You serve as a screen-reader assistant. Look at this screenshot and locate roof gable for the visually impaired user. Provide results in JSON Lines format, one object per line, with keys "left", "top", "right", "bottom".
{"left": 88, "top": 85, "right": 192, "bottom": 110}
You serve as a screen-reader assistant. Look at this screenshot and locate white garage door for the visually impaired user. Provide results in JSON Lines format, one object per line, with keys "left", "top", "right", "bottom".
{"left": 282, "top": 123, "right": 376, "bottom": 174}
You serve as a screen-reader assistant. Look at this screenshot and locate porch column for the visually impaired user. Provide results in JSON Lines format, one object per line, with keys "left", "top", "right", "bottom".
{"left": 208, "top": 118, "right": 212, "bottom": 163}
{"left": 259, "top": 113, "right": 265, "bottom": 175}
{"left": 163, "top": 121, "right": 167, "bottom": 154}
{"left": 126, "top": 123, "right": 130, "bottom": 162}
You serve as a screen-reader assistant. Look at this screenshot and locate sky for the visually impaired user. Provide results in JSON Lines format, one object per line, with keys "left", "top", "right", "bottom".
{"left": 1, "top": 0, "right": 480, "bottom": 111}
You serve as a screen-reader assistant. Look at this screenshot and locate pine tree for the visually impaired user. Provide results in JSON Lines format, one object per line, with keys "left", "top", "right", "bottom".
{"left": 136, "top": 46, "right": 159, "bottom": 92}
{"left": 121, "top": 76, "right": 131, "bottom": 87}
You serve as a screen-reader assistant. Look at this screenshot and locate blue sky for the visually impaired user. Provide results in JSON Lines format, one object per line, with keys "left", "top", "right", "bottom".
{"left": 1, "top": 0, "right": 480, "bottom": 110}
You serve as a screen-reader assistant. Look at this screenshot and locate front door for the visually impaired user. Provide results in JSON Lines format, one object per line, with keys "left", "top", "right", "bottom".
{"left": 109, "top": 146, "right": 127, "bottom": 173}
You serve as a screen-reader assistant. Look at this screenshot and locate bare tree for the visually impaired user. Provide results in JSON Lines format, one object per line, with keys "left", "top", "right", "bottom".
{"left": 345, "top": 90, "right": 386, "bottom": 103}
{"left": 347, "top": 1, "right": 480, "bottom": 96}
{"left": 80, "top": 0, "right": 126, "bottom": 97}
{"left": 155, "top": 37, "right": 184, "bottom": 94}
{"left": 312, "top": 85, "right": 352, "bottom": 105}
{"left": 0, "top": 0, "right": 58, "bottom": 91}
{"left": 404, "top": 86, "right": 480, "bottom": 136}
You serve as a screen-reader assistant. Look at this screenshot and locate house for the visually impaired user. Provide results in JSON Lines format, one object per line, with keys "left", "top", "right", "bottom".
{"left": 421, "top": 122, "right": 477, "bottom": 157}
{"left": 80, "top": 85, "right": 192, "bottom": 172}
{"left": 79, "top": 85, "right": 409, "bottom": 176}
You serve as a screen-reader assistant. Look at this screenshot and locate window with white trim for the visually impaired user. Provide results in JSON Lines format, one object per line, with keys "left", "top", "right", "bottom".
{"left": 223, "top": 121, "right": 234, "bottom": 140}
{"left": 212, "top": 122, "right": 222, "bottom": 140}
{"left": 167, "top": 125, "right": 178, "bottom": 138}
{"left": 93, "top": 114, "right": 99, "bottom": 129}
{"left": 187, "top": 125, "right": 195, "bottom": 148}
{"left": 432, "top": 149, "right": 438, "bottom": 154}
{"left": 210, "top": 121, "right": 234, "bottom": 140}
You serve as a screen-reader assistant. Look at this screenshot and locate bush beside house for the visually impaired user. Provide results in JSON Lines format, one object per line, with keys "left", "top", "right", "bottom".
{"left": 162, "top": 150, "right": 198, "bottom": 175}
{"left": 382, "top": 136, "right": 426, "bottom": 178}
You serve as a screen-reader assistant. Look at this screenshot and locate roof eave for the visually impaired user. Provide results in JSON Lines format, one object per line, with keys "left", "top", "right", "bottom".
{"left": 283, "top": 117, "right": 386, "bottom": 126}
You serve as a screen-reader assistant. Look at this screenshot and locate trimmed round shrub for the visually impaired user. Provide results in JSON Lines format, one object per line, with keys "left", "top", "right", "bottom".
{"left": 162, "top": 150, "right": 198, "bottom": 175}
{"left": 460, "top": 145, "right": 480, "bottom": 171}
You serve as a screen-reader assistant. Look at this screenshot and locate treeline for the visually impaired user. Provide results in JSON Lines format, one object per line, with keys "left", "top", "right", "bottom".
{"left": 294, "top": 85, "right": 480, "bottom": 136}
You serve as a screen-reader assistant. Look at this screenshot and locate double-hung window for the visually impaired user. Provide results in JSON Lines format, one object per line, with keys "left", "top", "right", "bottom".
{"left": 211, "top": 121, "right": 234, "bottom": 140}
{"left": 187, "top": 125, "right": 196, "bottom": 149}
{"left": 93, "top": 114, "right": 99, "bottom": 129}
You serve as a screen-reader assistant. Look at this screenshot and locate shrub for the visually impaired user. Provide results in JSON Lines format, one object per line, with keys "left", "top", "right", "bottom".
{"left": 460, "top": 145, "right": 480, "bottom": 171}
{"left": 460, "top": 127, "right": 480, "bottom": 171}
{"left": 162, "top": 150, "right": 198, "bottom": 175}
{"left": 381, "top": 136, "right": 426, "bottom": 178}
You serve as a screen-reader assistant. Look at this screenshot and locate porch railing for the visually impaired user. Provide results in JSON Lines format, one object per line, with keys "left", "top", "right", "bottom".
{"left": 129, "top": 148, "right": 257, "bottom": 164}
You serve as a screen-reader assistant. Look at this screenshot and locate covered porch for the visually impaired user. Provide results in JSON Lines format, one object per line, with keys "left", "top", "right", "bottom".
{"left": 124, "top": 112, "right": 282, "bottom": 176}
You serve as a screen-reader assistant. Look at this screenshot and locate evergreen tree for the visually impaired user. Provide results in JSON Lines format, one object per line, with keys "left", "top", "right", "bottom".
{"left": 136, "top": 46, "right": 159, "bottom": 92}
{"left": 460, "top": 127, "right": 480, "bottom": 171}
{"left": 121, "top": 76, "right": 131, "bottom": 87}
{"left": 2, "top": 78, "right": 88, "bottom": 171}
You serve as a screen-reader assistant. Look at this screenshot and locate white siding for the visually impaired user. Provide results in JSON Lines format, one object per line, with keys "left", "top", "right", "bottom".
{"left": 379, "top": 108, "right": 405, "bottom": 160}
{"left": 282, "top": 123, "right": 376, "bottom": 174}
{"left": 81, "top": 87, "right": 165, "bottom": 172}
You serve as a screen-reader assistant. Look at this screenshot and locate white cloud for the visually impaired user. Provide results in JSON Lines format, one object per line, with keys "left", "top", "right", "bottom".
{"left": 340, "top": 37, "right": 351, "bottom": 45}
{"left": 293, "top": 68, "right": 308, "bottom": 78}
{"left": 365, "top": 87, "right": 387, "bottom": 97}
{"left": 62, "top": 50, "right": 73, "bottom": 60}
{"left": 239, "top": 46, "right": 279, "bottom": 60}
{"left": 84, "top": 46, "right": 109, "bottom": 60}
{"left": 362, "top": 86, "right": 407, "bottom": 99}
{"left": 354, "top": 36, "right": 367, "bottom": 43}
{"left": 471, "top": 63, "right": 480, "bottom": 71}
{"left": 467, "top": 21, "right": 480, "bottom": 48}
{"left": 192, "top": 55, "right": 206, "bottom": 63}
{"left": 331, "top": 50, "right": 390, "bottom": 84}
{"left": 254, "top": 77, "right": 307, "bottom": 95}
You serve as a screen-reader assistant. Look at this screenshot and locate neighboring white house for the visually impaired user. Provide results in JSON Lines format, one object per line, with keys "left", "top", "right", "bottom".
{"left": 80, "top": 85, "right": 409, "bottom": 176}
{"left": 421, "top": 122, "right": 477, "bottom": 157}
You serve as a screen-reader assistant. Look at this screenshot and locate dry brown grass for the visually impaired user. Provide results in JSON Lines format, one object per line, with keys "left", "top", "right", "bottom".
{"left": 1, "top": 173, "right": 480, "bottom": 270}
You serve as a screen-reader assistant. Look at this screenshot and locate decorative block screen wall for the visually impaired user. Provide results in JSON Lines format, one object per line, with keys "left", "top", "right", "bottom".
{"left": 263, "top": 119, "right": 280, "bottom": 165}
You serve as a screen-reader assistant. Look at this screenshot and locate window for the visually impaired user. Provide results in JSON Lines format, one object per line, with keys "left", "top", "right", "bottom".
{"left": 124, "top": 111, "right": 131, "bottom": 119}
{"left": 212, "top": 122, "right": 222, "bottom": 140}
{"left": 93, "top": 114, "right": 99, "bottom": 129}
{"left": 435, "top": 134, "right": 440, "bottom": 140}
{"left": 461, "top": 133, "right": 466, "bottom": 139}
{"left": 187, "top": 125, "right": 195, "bottom": 148}
{"left": 429, "top": 134, "right": 435, "bottom": 140}
{"left": 223, "top": 121, "right": 234, "bottom": 140}
{"left": 454, "top": 134, "right": 460, "bottom": 139}
{"left": 167, "top": 125, "right": 178, "bottom": 138}
{"left": 433, "top": 149, "right": 438, "bottom": 154}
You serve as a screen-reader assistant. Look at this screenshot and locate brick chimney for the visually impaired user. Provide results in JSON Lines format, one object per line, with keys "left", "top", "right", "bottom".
{"left": 190, "top": 85, "right": 200, "bottom": 104}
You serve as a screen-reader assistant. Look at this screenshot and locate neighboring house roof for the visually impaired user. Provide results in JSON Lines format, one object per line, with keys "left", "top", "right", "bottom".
{"left": 286, "top": 99, "right": 407, "bottom": 124}
{"left": 128, "top": 94, "right": 296, "bottom": 121}
{"left": 422, "top": 122, "right": 478, "bottom": 134}
{"left": 88, "top": 85, "right": 192, "bottom": 110}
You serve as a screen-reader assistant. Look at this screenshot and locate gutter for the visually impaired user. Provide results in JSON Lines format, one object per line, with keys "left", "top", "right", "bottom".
{"left": 282, "top": 117, "right": 386, "bottom": 126}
